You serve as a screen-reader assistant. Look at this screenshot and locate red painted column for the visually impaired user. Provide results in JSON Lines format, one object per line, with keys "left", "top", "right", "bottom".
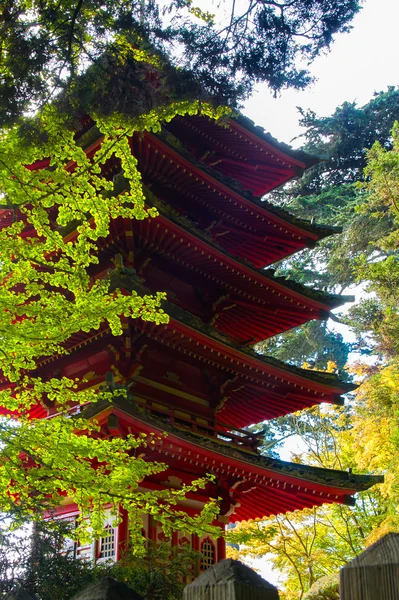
{"left": 192, "top": 533, "right": 200, "bottom": 577}
{"left": 116, "top": 507, "right": 129, "bottom": 561}
{"left": 192, "top": 533, "right": 199, "bottom": 552}
{"left": 148, "top": 515, "right": 157, "bottom": 543}
{"left": 217, "top": 525, "right": 226, "bottom": 561}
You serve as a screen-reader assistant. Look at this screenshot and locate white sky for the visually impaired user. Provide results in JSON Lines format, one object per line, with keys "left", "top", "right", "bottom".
{"left": 237, "top": 0, "right": 399, "bottom": 587}
{"left": 243, "top": 0, "right": 399, "bottom": 146}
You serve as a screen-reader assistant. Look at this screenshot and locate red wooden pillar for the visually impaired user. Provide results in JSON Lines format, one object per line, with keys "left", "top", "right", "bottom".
{"left": 192, "top": 533, "right": 200, "bottom": 577}
{"left": 214, "top": 516, "right": 227, "bottom": 562}
{"left": 148, "top": 515, "right": 157, "bottom": 543}
{"left": 217, "top": 527, "right": 226, "bottom": 561}
{"left": 116, "top": 507, "right": 129, "bottom": 561}
{"left": 192, "top": 533, "right": 199, "bottom": 552}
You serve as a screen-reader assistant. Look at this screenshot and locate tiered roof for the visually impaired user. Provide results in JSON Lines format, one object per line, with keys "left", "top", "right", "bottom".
{"left": 0, "top": 110, "right": 380, "bottom": 518}
{"left": 130, "top": 129, "right": 337, "bottom": 267}
{"left": 165, "top": 114, "right": 319, "bottom": 196}
{"left": 27, "top": 279, "right": 353, "bottom": 428}
{"left": 83, "top": 397, "right": 383, "bottom": 518}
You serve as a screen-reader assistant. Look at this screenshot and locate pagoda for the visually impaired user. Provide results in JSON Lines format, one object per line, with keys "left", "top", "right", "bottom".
{"left": 0, "top": 108, "right": 381, "bottom": 567}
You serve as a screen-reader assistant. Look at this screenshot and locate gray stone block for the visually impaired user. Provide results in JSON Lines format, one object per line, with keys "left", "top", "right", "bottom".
{"left": 184, "top": 559, "right": 279, "bottom": 600}
{"left": 340, "top": 533, "right": 399, "bottom": 600}
{"left": 70, "top": 576, "right": 143, "bottom": 600}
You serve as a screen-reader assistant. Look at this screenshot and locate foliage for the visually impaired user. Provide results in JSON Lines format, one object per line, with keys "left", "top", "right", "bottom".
{"left": 303, "top": 574, "right": 339, "bottom": 600}
{"left": 227, "top": 492, "right": 388, "bottom": 600}
{"left": 0, "top": 49, "right": 231, "bottom": 548}
{"left": 248, "top": 399, "right": 349, "bottom": 463}
{"left": 348, "top": 361, "right": 399, "bottom": 541}
{"left": 0, "top": 519, "right": 94, "bottom": 598}
{"left": 262, "top": 88, "right": 399, "bottom": 370}
{"left": 0, "top": 519, "right": 197, "bottom": 599}
{"left": 258, "top": 93, "right": 399, "bottom": 391}
{"left": 341, "top": 122, "right": 399, "bottom": 356}
{"left": 274, "top": 184, "right": 393, "bottom": 292}
{"left": 259, "top": 321, "right": 350, "bottom": 375}
{"left": 168, "top": 0, "right": 361, "bottom": 102}
{"left": 271, "top": 88, "right": 399, "bottom": 292}
{"left": 96, "top": 541, "right": 199, "bottom": 600}
{"left": 292, "top": 87, "right": 399, "bottom": 195}
{"left": 0, "top": 0, "right": 364, "bottom": 126}
{"left": 227, "top": 405, "right": 390, "bottom": 600}
{"left": 363, "top": 120, "right": 399, "bottom": 215}
{"left": 240, "top": 101, "right": 399, "bottom": 600}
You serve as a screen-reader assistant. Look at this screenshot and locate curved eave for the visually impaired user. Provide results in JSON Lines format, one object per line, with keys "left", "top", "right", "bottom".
{"left": 61, "top": 184, "right": 349, "bottom": 320}
{"left": 229, "top": 119, "right": 308, "bottom": 169}
{"left": 6, "top": 123, "right": 336, "bottom": 269}
{"left": 150, "top": 203, "right": 352, "bottom": 314}
{"left": 148, "top": 130, "right": 331, "bottom": 242}
{"left": 0, "top": 326, "right": 112, "bottom": 419}
{"left": 232, "top": 115, "right": 319, "bottom": 170}
{"left": 90, "top": 401, "right": 383, "bottom": 520}
{"left": 163, "top": 301, "right": 355, "bottom": 394}
{"left": 116, "top": 272, "right": 354, "bottom": 393}
{"left": 112, "top": 273, "right": 355, "bottom": 426}
{"left": 21, "top": 276, "right": 354, "bottom": 428}
{"left": 165, "top": 114, "right": 318, "bottom": 197}
{"left": 87, "top": 205, "right": 350, "bottom": 345}
{"left": 53, "top": 204, "right": 350, "bottom": 347}
{"left": 0, "top": 275, "right": 353, "bottom": 427}
{"left": 75, "top": 123, "right": 337, "bottom": 252}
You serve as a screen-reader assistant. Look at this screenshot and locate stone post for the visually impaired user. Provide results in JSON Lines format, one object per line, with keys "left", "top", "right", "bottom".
{"left": 70, "top": 576, "right": 144, "bottom": 599}
{"left": 183, "top": 558, "right": 279, "bottom": 600}
{"left": 340, "top": 533, "right": 399, "bottom": 600}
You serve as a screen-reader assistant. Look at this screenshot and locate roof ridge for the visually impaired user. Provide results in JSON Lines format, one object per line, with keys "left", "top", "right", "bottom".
{"left": 158, "top": 127, "right": 340, "bottom": 239}
{"left": 112, "top": 272, "right": 356, "bottom": 392}
{"left": 144, "top": 186, "right": 350, "bottom": 309}
{"left": 84, "top": 397, "right": 382, "bottom": 492}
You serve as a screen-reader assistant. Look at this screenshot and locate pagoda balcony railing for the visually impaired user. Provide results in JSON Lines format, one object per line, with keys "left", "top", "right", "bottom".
{"left": 138, "top": 399, "right": 260, "bottom": 452}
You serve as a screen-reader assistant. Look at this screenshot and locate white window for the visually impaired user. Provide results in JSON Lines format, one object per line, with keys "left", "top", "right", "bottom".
{"left": 200, "top": 538, "right": 215, "bottom": 570}
{"left": 57, "top": 514, "right": 117, "bottom": 563}
{"left": 97, "top": 524, "right": 116, "bottom": 561}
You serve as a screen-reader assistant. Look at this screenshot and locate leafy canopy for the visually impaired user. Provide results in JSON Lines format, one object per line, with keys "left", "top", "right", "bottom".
{"left": 261, "top": 88, "right": 399, "bottom": 371}
{"left": 227, "top": 405, "right": 390, "bottom": 600}
{"left": 0, "top": 0, "right": 363, "bottom": 126}
{"left": 238, "top": 100, "right": 399, "bottom": 600}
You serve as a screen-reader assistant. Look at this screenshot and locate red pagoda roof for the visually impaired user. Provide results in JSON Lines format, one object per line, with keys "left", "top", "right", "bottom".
{"left": 12, "top": 272, "right": 354, "bottom": 429}
{"left": 110, "top": 199, "right": 350, "bottom": 344}
{"left": 128, "top": 297, "right": 353, "bottom": 428}
{"left": 0, "top": 117, "right": 337, "bottom": 270}
{"left": 130, "top": 130, "right": 338, "bottom": 267}
{"left": 84, "top": 399, "right": 382, "bottom": 521}
{"left": 165, "top": 115, "right": 318, "bottom": 196}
